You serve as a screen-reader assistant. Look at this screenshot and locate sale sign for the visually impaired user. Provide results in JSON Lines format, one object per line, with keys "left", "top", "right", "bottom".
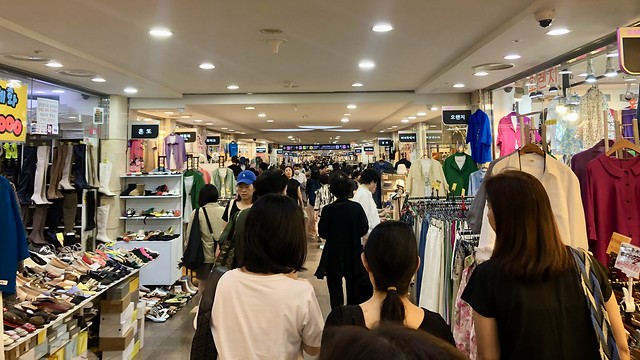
{"left": 615, "top": 243, "right": 640, "bottom": 278}
{"left": 0, "top": 80, "right": 27, "bottom": 142}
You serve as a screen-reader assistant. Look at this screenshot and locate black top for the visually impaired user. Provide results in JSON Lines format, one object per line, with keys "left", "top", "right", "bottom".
{"left": 395, "top": 158, "right": 412, "bottom": 170}
{"left": 323, "top": 305, "right": 454, "bottom": 345}
{"left": 286, "top": 179, "right": 300, "bottom": 203}
{"left": 461, "top": 253, "right": 612, "bottom": 360}
{"left": 221, "top": 200, "right": 240, "bottom": 222}
{"left": 228, "top": 164, "right": 242, "bottom": 178}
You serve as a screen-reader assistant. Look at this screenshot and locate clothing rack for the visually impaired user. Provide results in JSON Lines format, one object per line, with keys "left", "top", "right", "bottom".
{"left": 186, "top": 155, "right": 199, "bottom": 171}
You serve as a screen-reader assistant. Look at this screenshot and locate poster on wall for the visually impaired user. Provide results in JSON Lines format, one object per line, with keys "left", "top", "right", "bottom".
{"left": 93, "top": 107, "right": 104, "bottom": 124}
{"left": 0, "top": 80, "right": 27, "bottom": 142}
{"left": 33, "top": 97, "right": 59, "bottom": 135}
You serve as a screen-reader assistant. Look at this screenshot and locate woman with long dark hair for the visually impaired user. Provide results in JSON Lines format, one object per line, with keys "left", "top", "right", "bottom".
{"left": 462, "top": 171, "right": 629, "bottom": 360}
{"left": 323, "top": 221, "right": 454, "bottom": 345}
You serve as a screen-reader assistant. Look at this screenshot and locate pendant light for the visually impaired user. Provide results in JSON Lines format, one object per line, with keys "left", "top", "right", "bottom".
{"left": 555, "top": 96, "right": 567, "bottom": 114}
{"left": 604, "top": 57, "right": 618, "bottom": 78}
{"left": 585, "top": 58, "right": 597, "bottom": 83}
{"left": 566, "top": 107, "right": 579, "bottom": 122}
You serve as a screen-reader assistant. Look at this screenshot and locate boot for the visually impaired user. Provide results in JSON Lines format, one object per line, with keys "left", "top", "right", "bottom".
{"left": 85, "top": 191, "right": 96, "bottom": 231}
{"left": 87, "top": 145, "right": 99, "bottom": 189}
{"left": 31, "top": 146, "right": 53, "bottom": 205}
{"left": 63, "top": 191, "right": 78, "bottom": 234}
{"left": 58, "top": 145, "right": 75, "bottom": 191}
{"left": 72, "top": 144, "right": 89, "bottom": 190}
{"left": 129, "top": 184, "right": 145, "bottom": 196}
{"left": 47, "top": 147, "right": 64, "bottom": 200}
{"left": 64, "top": 232, "right": 80, "bottom": 247}
{"left": 96, "top": 205, "right": 112, "bottom": 243}
{"left": 45, "top": 199, "right": 64, "bottom": 231}
{"left": 17, "top": 146, "right": 37, "bottom": 204}
{"left": 120, "top": 184, "right": 136, "bottom": 196}
{"left": 98, "top": 161, "right": 116, "bottom": 196}
{"left": 28, "top": 205, "right": 49, "bottom": 245}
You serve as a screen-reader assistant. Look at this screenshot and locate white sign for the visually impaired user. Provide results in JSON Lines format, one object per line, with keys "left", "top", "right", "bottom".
{"left": 93, "top": 107, "right": 104, "bottom": 124}
{"left": 615, "top": 243, "right": 640, "bottom": 278}
{"left": 33, "top": 97, "right": 59, "bottom": 135}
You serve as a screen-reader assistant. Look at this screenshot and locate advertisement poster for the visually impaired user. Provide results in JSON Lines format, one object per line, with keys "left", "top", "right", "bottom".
{"left": 33, "top": 97, "right": 59, "bottom": 135}
{"left": 0, "top": 80, "right": 27, "bottom": 142}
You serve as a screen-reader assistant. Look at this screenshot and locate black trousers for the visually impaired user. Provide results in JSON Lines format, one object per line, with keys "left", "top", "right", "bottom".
{"left": 327, "top": 275, "right": 359, "bottom": 309}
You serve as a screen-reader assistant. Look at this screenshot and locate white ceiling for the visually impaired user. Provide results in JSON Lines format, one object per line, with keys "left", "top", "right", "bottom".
{"left": 0, "top": 0, "right": 639, "bottom": 143}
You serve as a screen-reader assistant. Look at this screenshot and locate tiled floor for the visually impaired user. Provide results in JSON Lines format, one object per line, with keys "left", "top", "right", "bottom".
{"left": 136, "top": 241, "right": 330, "bottom": 360}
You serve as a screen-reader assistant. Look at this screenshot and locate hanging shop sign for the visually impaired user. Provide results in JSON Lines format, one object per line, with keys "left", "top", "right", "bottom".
{"left": 205, "top": 136, "right": 220, "bottom": 145}
{"left": 442, "top": 110, "right": 471, "bottom": 126}
{"left": 525, "top": 67, "right": 559, "bottom": 93}
{"left": 0, "top": 80, "right": 27, "bottom": 142}
{"left": 364, "top": 146, "right": 374, "bottom": 154}
{"left": 347, "top": 151, "right": 355, "bottom": 156}
{"left": 276, "top": 149, "right": 283, "bottom": 154}
{"left": 618, "top": 27, "right": 640, "bottom": 75}
{"left": 131, "top": 124, "right": 159, "bottom": 139}
{"left": 93, "top": 107, "right": 104, "bottom": 125}
{"left": 256, "top": 147, "right": 267, "bottom": 154}
{"left": 425, "top": 130, "right": 443, "bottom": 143}
{"left": 282, "top": 144, "right": 351, "bottom": 151}
{"left": 399, "top": 133, "right": 417, "bottom": 142}
{"left": 176, "top": 131, "right": 196, "bottom": 143}
{"left": 355, "top": 148, "right": 363, "bottom": 154}
{"left": 615, "top": 243, "right": 640, "bottom": 278}
{"left": 378, "top": 139, "right": 393, "bottom": 147}
{"left": 33, "top": 97, "right": 59, "bottom": 135}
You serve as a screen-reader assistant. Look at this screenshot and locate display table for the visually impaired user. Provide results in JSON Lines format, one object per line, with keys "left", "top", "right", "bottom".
{"left": 117, "top": 238, "right": 182, "bottom": 286}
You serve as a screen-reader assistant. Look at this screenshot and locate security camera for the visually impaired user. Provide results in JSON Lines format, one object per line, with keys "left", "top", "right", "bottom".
{"left": 535, "top": 9, "right": 555, "bottom": 28}
{"left": 81, "top": 94, "right": 90, "bottom": 100}
{"left": 253, "top": 138, "right": 257, "bottom": 141}
{"left": 504, "top": 86, "right": 513, "bottom": 93}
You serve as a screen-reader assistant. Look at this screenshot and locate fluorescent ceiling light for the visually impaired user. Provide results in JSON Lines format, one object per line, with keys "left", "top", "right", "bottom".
{"left": 221, "top": 127, "right": 227, "bottom": 130}
{"left": 227, "top": 85, "right": 239, "bottom": 90}
{"left": 124, "top": 87, "right": 138, "bottom": 94}
{"left": 352, "top": 83, "right": 364, "bottom": 87}
{"left": 453, "top": 83, "right": 465, "bottom": 88}
{"left": 430, "top": 106, "right": 438, "bottom": 111}
{"left": 401, "top": 119, "right": 409, "bottom": 123}
{"left": 180, "top": 115, "right": 190, "bottom": 118}
{"left": 347, "top": 104, "right": 357, "bottom": 109}
{"left": 258, "top": 113, "right": 266, "bottom": 117}
{"left": 372, "top": 23, "right": 393, "bottom": 32}
{"left": 343, "top": 113, "right": 352, "bottom": 116}
{"left": 164, "top": 111, "right": 174, "bottom": 115}
{"left": 578, "top": 73, "right": 588, "bottom": 77}
{"left": 149, "top": 27, "right": 173, "bottom": 37}
{"left": 34, "top": 90, "right": 46, "bottom": 94}
{"left": 193, "top": 119, "right": 203, "bottom": 123}
{"left": 546, "top": 28, "right": 571, "bottom": 36}
{"left": 328, "top": 129, "right": 360, "bottom": 132}
{"left": 45, "top": 61, "right": 63, "bottom": 68}
{"left": 206, "top": 122, "right": 214, "bottom": 125}
{"left": 240, "top": 132, "right": 246, "bottom": 135}
{"left": 68, "top": 116, "right": 76, "bottom": 119}
{"left": 341, "top": 118, "right": 349, "bottom": 123}
{"left": 606, "top": 51, "right": 619, "bottom": 58}
{"left": 358, "top": 60, "right": 375, "bottom": 69}
{"left": 229, "top": 130, "right": 235, "bottom": 132}
{"left": 244, "top": 106, "right": 255, "bottom": 110}
{"left": 266, "top": 119, "right": 275, "bottom": 123}
{"left": 391, "top": 125, "right": 398, "bottom": 128}
{"left": 408, "top": 116, "right": 416, "bottom": 120}
{"left": 503, "top": 54, "right": 521, "bottom": 60}
{"left": 417, "top": 112, "right": 427, "bottom": 116}
{"left": 91, "top": 77, "right": 106, "bottom": 83}
{"left": 199, "top": 62, "right": 215, "bottom": 70}
{"left": 51, "top": 90, "right": 65, "bottom": 94}
{"left": 474, "top": 71, "right": 489, "bottom": 77}
{"left": 298, "top": 125, "right": 341, "bottom": 130}
{"left": 379, "top": 130, "right": 384, "bottom": 133}
{"left": 262, "top": 129, "right": 315, "bottom": 132}
{"left": 625, "top": 77, "right": 637, "bottom": 82}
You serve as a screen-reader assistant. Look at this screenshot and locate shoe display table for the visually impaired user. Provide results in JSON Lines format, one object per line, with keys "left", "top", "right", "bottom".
{"left": 117, "top": 238, "right": 182, "bottom": 286}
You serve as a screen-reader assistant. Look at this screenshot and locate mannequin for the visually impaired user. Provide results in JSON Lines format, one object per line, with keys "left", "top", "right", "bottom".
{"left": 184, "top": 176, "right": 194, "bottom": 223}
{"left": 164, "top": 131, "right": 187, "bottom": 170}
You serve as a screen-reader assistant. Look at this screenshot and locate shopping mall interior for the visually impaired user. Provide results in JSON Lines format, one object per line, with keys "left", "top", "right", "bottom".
{"left": 1, "top": 1, "right": 640, "bottom": 359}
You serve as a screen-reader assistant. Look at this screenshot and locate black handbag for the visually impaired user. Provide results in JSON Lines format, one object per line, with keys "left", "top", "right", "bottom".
{"left": 190, "top": 266, "right": 227, "bottom": 360}
{"left": 181, "top": 209, "right": 205, "bottom": 270}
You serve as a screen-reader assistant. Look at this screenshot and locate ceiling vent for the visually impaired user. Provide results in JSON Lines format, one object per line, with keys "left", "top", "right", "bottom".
{"left": 3, "top": 53, "right": 51, "bottom": 62}
{"left": 472, "top": 63, "right": 515, "bottom": 72}
{"left": 57, "top": 69, "right": 97, "bottom": 78}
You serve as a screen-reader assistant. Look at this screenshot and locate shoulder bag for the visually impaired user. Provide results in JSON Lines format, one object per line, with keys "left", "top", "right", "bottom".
{"left": 190, "top": 266, "right": 227, "bottom": 360}
{"left": 181, "top": 209, "right": 204, "bottom": 270}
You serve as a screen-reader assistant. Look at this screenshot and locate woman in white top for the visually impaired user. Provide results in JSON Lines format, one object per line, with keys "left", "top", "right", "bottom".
{"left": 211, "top": 194, "right": 324, "bottom": 359}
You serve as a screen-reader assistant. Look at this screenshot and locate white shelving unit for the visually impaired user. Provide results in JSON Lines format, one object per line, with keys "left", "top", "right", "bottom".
{"left": 119, "top": 173, "right": 184, "bottom": 286}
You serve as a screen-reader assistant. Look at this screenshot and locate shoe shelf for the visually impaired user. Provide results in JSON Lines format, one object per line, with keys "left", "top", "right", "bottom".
{"left": 118, "top": 238, "right": 182, "bottom": 286}
{"left": 119, "top": 195, "right": 181, "bottom": 199}
{"left": 119, "top": 216, "right": 181, "bottom": 220}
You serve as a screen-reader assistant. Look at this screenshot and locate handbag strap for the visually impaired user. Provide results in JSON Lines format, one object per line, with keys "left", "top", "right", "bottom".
{"left": 202, "top": 207, "right": 215, "bottom": 239}
{"left": 191, "top": 267, "right": 227, "bottom": 360}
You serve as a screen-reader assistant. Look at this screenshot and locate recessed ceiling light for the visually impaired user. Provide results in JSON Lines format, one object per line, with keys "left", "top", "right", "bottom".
{"left": 401, "top": 119, "right": 410, "bottom": 123}
{"left": 546, "top": 28, "right": 571, "bottom": 36}
{"left": 124, "top": 87, "right": 138, "bottom": 94}
{"left": 51, "top": 90, "right": 65, "bottom": 94}
{"left": 221, "top": 127, "right": 227, "bottom": 130}
{"left": 352, "top": 82, "right": 364, "bottom": 87}
{"left": 408, "top": 116, "right": 416, "bottom": 120}
{"left": 417, "top": 112, "right": 427, "bottom": 116}
{"left": 227, "top": 85, "right": 239, "bottom": 90}
{"left": 504, "top": 54, "right": 521, "bottom": 60}
{"left": 358, "top": 60, "right": 376, "bottom": 69}
{"left": 258, "top": 113, "right": 266, "bottom": 117}
{"left": 379, "top": 130, "right": 384, "bottom": 133}
{"left": 245, "top": 106, "right": 255, "bottom": 110}
{"left": 341, "top": 118, "right": 349, "bottom": 123}
{"left": 372, "top": 23, "right": 394, "bottom": 32}
{"left": 453, "top": 83, "right": 465, "bottom": 88}
{"left": 206, "top": 122, "right": 214, "bottom": 125}
{"left": 34, "top": 90, "right": 46, "bottom": 94}
{"left": 266, "top": 119, "right": 275, "bottom": 123}
{"left": 343, "top": 113, "right": 352, "bottom": 116}
{"left": 347, "top": 104, "right": 357, "bottom": 109}
{"left": 578, "top": 73, "right": 588, "bottom": 77}
{"left": 625, "top": 77, "right": 637, "bottom": 82}
{"left": 45, "top": 61, "right": 63, "bottom": 68}
{"left": 199, "top": 62, "right": 215, "bottom": 70}
{"left": 91, "top": 77, "right": 106, "bottom": 83}
{"left": 298, "top": 126, "right": 342, "bottom": 130}
{"left": 180, "top": 115, "right": 190, "bottom": 119}
{"left": 240, "top": 132, "right": 246, "bottom": 135}
{"left": 149, "top": 27, "right": 173, "bottom": 38}
{"left": 391, "top": 125, "right": 398, "bottom": 128}
{"left": 193, "top": 119, "right": 203, "bottom": 123}
{"left": 474, "top": 71, "right": 489, "bottom": 77}
{"left": 430, "top": 106, "right": 438, "bottom": 111}
{"left": 164, "top": 111, "right": 174, "bottom": 115}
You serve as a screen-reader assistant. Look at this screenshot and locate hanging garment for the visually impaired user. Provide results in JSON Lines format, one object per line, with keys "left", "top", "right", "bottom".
{"left": 467, "top": 168, "right": 487, "bottom": 197}
{"left": 570, "top": 140, "right": 612, "bottom": 211}
{"left": 496, "top": 112, "right": 541, "bottom": 157}
{"left": 184, "top": 170, "right": 206, "bottom": 213}
{"left": 129, "top": 139, "right": 145, "bottom": 172}
{"left": 577, "top": 87, "right": 615, "bottom": 149}
{"left": 164, "top": 134, "right": 187, "bottom": 170}
{"left": 395, "top": 158, "right": 412, "bottom": 170}
{"left": 406, "top": 158, "right": 448, "bottom": 198}
{"left": 453, "top": 263, "right": 478, "bottom": 360}
{"left": 211, "top": 168, "right": 236, "bottom": 199}
{"left": 228, "top": 142, "right": 238, "bottom": 157}
{"left": 0, "top": 176, "right": 29, "bottom": 294}
{"left": 184, "top": 176, "right": 195, "bottom": 224}
{"left": 443, "top": 153, "right": 476, "bottom": 197}
{"left": 475, "top": 153, "right": 589, "bottom": 261}
{"left": 584, "top": 155, "right": 640, "bottom": 265}
{"left": 622, "top": 108, "right": 637, "bottom": 141}
{"left": 466, "top": 109, "right": 493, "bottom": 164}
{"left": 198, "top": 167, "right": 211, "bottom": 184}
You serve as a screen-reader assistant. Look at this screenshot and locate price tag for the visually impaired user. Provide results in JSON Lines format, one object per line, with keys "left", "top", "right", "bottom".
{"left": 614, "top": 243, "right": 640, "bottom": 278}
{"left": 607, "top": 232, "right": 632, "bottom": 254}
{"left": 451, "top": 183, "right": 457, "bottom": 192}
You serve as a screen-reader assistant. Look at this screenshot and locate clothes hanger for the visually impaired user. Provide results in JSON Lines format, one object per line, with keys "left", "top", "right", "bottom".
{"left": 519, "top": 143, "right": 545, "bottom": 156}
{"left": 605, "top": 138, "right": 640, "bottom": 157}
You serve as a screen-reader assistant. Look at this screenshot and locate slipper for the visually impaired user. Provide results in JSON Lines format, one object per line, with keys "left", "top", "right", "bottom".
{"left": 3, "top": 333, "right": 14, "bottom": 346}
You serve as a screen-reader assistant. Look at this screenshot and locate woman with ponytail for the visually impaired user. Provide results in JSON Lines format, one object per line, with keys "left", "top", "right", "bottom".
{"left": 322, "top": 221, "right": 454, "bottom": 346}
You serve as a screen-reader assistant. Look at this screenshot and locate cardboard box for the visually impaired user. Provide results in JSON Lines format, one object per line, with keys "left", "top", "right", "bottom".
{"left": 101, "top": 337, "right": 135, "bottom": 360}
{"left": 128, "top": 276, "right": 139, "bottom": 295}
{"left": 138, "top": 318, "right": 145, "bottom": 348}
{"left": 99, "top": 327, "right": 134, "bottom": 352}
{"left": 34, "top": 339, "right": 49, "bottom": 359}
{"left": 100, "top": 302, "right": 135, "bottom": 324}
{"left": 17, "top": 348, "right": 35, "bottom": 360}
{"left": 100, "top": 318, "right": 135, "bottom": 338}
{"left": 136, "top": 301, "right": 146, "bottom": 320}
{"left": 63, "top": 337, "right": 78, "bottom": 360}
{"left": 47, "top": 347, "right": 64, "bottom": 360}
{"left": 101, "top": 293, "right": 132, "bottom": 314}
{"left": 76, "top": 331, "right": 88, "bottom": 356}
{"left": 131, "top": 289, "right": 140, "bottom": 304}
{"left": 104, "top": 279, "right": 132, "bottom": 301}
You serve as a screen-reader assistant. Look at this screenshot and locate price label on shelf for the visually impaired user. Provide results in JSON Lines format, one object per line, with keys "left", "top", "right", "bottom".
{"left": 615, "top": 243, "right": 640, "bottom": 278}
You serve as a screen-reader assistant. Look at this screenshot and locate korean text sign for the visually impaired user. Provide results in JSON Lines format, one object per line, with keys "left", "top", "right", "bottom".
{"left": 0, "top": 80, "right": 27, "bottom": 142}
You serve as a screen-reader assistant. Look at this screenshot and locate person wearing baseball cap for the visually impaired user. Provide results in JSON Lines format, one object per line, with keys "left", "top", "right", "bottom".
{"left": 222, "top": 170, "right": 256, "bottom": 225}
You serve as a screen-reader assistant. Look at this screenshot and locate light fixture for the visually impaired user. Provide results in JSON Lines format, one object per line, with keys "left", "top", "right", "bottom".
{"left": 221, "top": 127, "right": 227, "bottom": 130}
{"left": 566, "top": 108, "right": 579, "bottom": 122}
{"left": 474, "top": 71, "right": 489, "bottom": 77}
{"left": 227, "top": 85, "right": 239, "bottom": 90}
{"left": 68, "top": 116, "right": 76, "bottom": 119}
{"left": 453, "top": 83, "right": 465, "bottom": 88}
{"left": 606, "top": 50, "right": 619, "bottom": 58}
{"left": 546, "top": 28, "right": 571, "bottom": 36}
{"left": 391, "top": 125, "right": 398, "bottom": 128}
{"left": 347, "top": 104, "right": 357, "bottom": 109}
{"left": 331, "top": 129, "right": 361, "bottom": 132}
{"left": 341, "top": 118, "right": 349, "bottom": 123}
{"left": 548, "top": 82, "right": 559, "bottom": 93}
{"left": 199, "top": 62, "right": 215, "bottom": 70}
{"left": 578, "top": 73, "right": 588, "bottom": 77}
{"left": 124, "top": 87, "right": 138, "bottom": 94}
{"left": 430, "top": 106, "right": 438, "bottom": 111}
{"left": 503, "top": 54, "right": 521, "bottom": 60}
{"left": 352, "top": 83, "right": 364, "bottom": 87}
{"left": 34, "top": 90, "right": 46, "bottom": 94}
{"left": 379, "top": 130, "right": 384, "bottom": 133}
{"left": 417, "top": 112, "right": 427, "bottom": 116}
{"left": 180, "top": 115, "right": 190, "bottom": 119}
{"left": 585, "top": 59, "right": 597, "bottom": 83}
{"left": 556, "top": 97, "right": 567, "bottom": 114}
{"left": 45, "top": 60, "right": 63, "bottom": 68}
{"left": 558, "top": 69, "right": 572, "bottom": 75}
{"left": 604, "top": 57, "right": 618, "bottom": 77}
{"left": 193, "top": 119, "right": 203, "bottom": 123}
{"left": 625, "top": 76, "right": 637, "bottom": 82}
{"left": 266, "top": 119, "right": 274, "bottom": 123}
{"left": 240, "top": 132, "right": 246, "bottom": 135}
{"left": 51, "top": 90, "right": 65, "bottom": 94}
{"left": 229, "top": 129, "right": 235, "bottom": 132}
{"left": 164, "top": 111, "right": 174, "bottom": 115}
{"left": 149, "top": 27, "right": 173, "bottom": 38}
{"left": 206, "top": 122, "right": 214, "bottom": 125}
{"left": 91, "top": 77, "right": 106, "bottom": 83}
{"left": 358, "top": 60, "right": 376, "bottom": 69}
{"left": 372, "top": 23, "right": 393, "bottom": 32}
{"left": 401, "top": 119, "right": 409, "bottom": 123}
{"left": 258, "top": 113, "right": 266, "bottom": 117}
{"left": 244, "top": 106, "right": 255, "bottom": 110}
{"left": 408, "top": 116, "right": 416, "bottom": 120}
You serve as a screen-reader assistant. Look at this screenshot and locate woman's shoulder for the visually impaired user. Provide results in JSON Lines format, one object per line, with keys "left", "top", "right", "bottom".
{"left": 325, "top": 305, "right": 365, "bottom": 327}
{"left": 419, "top": 308, "right": 455, "bottom": 344}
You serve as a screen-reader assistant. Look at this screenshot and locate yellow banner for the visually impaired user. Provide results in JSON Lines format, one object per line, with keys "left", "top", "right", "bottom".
{"left": 0, "top": 80, "right": 28, "bottom": 142}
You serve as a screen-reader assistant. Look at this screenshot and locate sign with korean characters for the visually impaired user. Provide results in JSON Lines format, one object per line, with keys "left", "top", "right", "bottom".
{"left": 355, "top": 148, "right": 363, "bottom": 154}
{"left": 364, "top": 146, "right": 374, "bottom": 154}
{"left": 256, "top": 147, "right": 267, "bottom": 154}
{"left": 378, "top": 139, "right": 393, "bottom": 147}
{"left": 93, "top": 107, "right": 104, "bottom": 124}
{"left": 525, "top": 67, "right": 559, "bottom": 93}
{"left": 0, "top": 80, "right": 27, "bottom": 142}
{"left": 33, "top": 97, "right": 59, "bottom": 135}
{"left": 442, "top": 110, "right": 471, "bottom": 125}
{"left": 131, "top": 124, "right": 159, "bottom": 139}
{"left": 276, "top": 149, "right": 283, "bottom": 154}
{"left": 399, "top": 133, "right": 417, "bottom": 142}
{"left": 176, "top": 131, "right": 196, "bottom": 143}
{"left": 205, "top": 136, "right": 220, "bottom": 145}
{"left": 615, "top": 243, "right": 640, "bottom": 278}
